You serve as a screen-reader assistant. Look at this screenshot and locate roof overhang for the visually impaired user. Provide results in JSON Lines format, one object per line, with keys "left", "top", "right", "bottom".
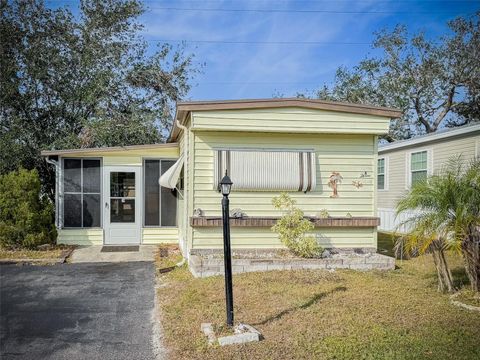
{"left": 379, "top": 124, "right": 480, "bottom": 154}
{"left": 168, "top": 98, "right": 402, "bottom": 142}
{"left": 41, "top": 143, "right": 178, "bottom": 157}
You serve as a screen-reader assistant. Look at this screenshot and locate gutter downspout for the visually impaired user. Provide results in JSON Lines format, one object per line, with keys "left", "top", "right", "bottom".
{"left": 176, "top": 120, "right": 189, "bottom": 259}
{"left": 45, "top": 156, "right": 60, "bottom": 229}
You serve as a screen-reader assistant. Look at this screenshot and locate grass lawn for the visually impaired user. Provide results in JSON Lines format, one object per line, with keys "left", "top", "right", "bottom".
{"left": 157, "top": 252, "right": 480, "bottom": 360}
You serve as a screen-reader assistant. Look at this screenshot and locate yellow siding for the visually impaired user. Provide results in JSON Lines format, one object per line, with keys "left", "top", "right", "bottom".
{"left": 190, "top": 131, "right": 378, "bottom": 249}
{"left": 378, "top": 132, "right": 480, "bottom": 209}
{"left": 62, "top": 147, "right": 179, "bottom": 165}
{"left": 57, "top": 229, "right": 103, "bottom": 245}
{"left": 142, "top": 228, "right": 179, "bottom": 244}
{"left": 192, "top": 107, "right": 390, "bottom": 135}
{"left": 193, "top": 227, "right": 376, "bottom": 249}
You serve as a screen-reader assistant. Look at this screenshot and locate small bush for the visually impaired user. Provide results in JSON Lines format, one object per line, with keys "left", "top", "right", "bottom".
{"left": 0, "top": 169, "right": 57, "bottom": 249}
{"left": 272, "top": 193, "right": 323, "bottom": 258}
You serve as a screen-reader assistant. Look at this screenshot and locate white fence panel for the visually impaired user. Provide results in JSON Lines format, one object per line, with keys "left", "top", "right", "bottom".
{"left": 378, "top": 208, "right": 418, "bottom": 233}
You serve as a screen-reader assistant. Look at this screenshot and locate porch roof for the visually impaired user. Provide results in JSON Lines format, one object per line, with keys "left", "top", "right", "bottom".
{"left": 41, "top": 143, "right": 179, "bottom": 157}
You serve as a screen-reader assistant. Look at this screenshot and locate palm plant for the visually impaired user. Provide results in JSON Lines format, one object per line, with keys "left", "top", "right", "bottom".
{"left": 396, "top": 156, "right": 480, "bottom": 293}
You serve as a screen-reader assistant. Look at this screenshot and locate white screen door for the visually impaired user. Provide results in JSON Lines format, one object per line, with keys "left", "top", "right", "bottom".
{"left": 104, "top": 166, "right": 141, "bottom": 245}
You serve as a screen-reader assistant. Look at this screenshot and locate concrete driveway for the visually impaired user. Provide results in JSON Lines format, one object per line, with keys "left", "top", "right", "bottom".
{"left": 0, "top": 262, "right": 161, "bottom": 360}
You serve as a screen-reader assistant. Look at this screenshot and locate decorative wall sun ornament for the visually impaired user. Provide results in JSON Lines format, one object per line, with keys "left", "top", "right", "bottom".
{"left": 352, "top": 180, "right": 363, "bottom": 189}
{"left": 328, "top": 172, "right": 343, "bottom": 198}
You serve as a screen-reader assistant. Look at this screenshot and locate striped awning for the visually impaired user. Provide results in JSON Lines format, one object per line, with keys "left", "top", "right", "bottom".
{"left": 214, "top": 149, "right": 316, "bottom": 192}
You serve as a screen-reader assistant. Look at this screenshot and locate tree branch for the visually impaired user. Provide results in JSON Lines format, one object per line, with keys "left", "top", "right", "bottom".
{"left": 414, "top": 95, "right": 432, "bottom": 132}
{"left": 433, "top": 86, "right": 456, "bottom": 131}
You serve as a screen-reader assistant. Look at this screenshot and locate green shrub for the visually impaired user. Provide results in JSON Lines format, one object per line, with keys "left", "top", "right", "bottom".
{"left": 272, "top": 193, "right": 323, "bottom": 258}
{"left": 0, "top": 169, "right": 57, "bottom": 249}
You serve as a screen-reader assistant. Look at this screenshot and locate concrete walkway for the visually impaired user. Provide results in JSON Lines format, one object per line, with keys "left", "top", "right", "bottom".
{"left": 70, "top": 245, "right": 158, "bottom": 263}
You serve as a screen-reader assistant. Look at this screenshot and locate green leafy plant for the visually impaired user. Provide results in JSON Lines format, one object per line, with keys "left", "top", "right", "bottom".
{"left": 0, "top": 169, "right": 57, "bottom": 249}
{"left": 317, "top": 209, "right": 330, "bottom": 219}
{"left": 272, "top": 193, "right": 323, "bottom": 258}
{"left": 397, "top": 157, "right": 480, "bottom": 293}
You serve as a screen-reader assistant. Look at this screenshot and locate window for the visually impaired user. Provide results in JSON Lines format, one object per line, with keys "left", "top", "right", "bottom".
{"left": 63, "top": 159, "right": 101, "bottom": 228}
{"left": 214, "top": 149, "right": 316, "bottom": 192}
{"left": 410, "top": 151, "right": 428, "bottom": 186}
{"left": 377, "top": 158, "right": 386, "bottom": 190}
{"left": 144, "top": 159, "right": 177, "bottom": 226}
{"left": 110, "top": 172, "right": 136, "bottom": 223}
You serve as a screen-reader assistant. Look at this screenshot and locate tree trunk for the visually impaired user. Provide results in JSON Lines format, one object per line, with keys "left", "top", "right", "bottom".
{"left": 431, "top": 241, "right": 454, "bottom": 293}
{"left": 462, "top": 231, "right": 480, "bottom": 293}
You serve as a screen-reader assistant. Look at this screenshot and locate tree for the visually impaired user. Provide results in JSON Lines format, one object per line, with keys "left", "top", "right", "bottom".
{"left": 396, "top": 157, "right": 480, "bottom": 293}
{"left": 0, "top": 0, "right": 198, "bottom": 197}
{"left": 310, "top": 12, "right": 480, "bottom": 142}
{"left": 0, "top": 168, "right": 57, "bottom": 249}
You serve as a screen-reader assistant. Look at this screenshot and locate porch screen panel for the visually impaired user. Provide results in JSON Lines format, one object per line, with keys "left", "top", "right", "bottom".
{"left": 144, "top": 159, "right": 178, "bottom": 227}
{"left": 214, "top": 149, "right": 316, "bottom": 192}
{"left": 64, "top": 194, "right": 82, "bottom": 227}
{"left": 64, "top": 159, "right": 81, "bottom": 192}
{"left": 62, "top": 159, "right": 101, "bottom": 228}
{"left": 161, "top": 160, "right": 177, "bottom": 226}
{"left": 144, "top": 160, "right": 160, "bottom": 226}
{"left": 83, "top": 194, "right": 101, "bottom": 227}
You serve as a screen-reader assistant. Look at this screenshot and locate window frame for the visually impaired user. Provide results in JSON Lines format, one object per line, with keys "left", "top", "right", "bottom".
{"left": 142, "top": 158, "right": 178, "bottom": 228}
{"left": 406, "top": 149, "right": 432, "bottom": 189}
{"left": 377, "top": 156, "right": 388, "bottom": 191}
{"left": 60, "top": 157, "right": 103, "bottom": 229}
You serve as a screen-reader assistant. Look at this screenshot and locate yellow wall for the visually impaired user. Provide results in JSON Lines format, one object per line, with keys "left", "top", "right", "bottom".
{"left": 191, "top": 107, "right": 390, "bottom": 135}
{"left": 189, "top": 130, "right": 380, "bottom": 249}
{"left": 192, "top": 227, "right": 376, "bottom": 249}
{"left": 61, "top": 146, "right": 179, "bottom": 164}
{"left": 57, "top": 229, "right": 103, "bottom": 245}
{"left": 57, "top": 228, "right": 179, "bottom": 245}
{"left": 142, "top": 228, "right": 179, "bottom": 244}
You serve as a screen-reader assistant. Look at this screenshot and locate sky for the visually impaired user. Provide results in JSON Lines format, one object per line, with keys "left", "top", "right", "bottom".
{"left": 47, "top": 0, "right": 479, "bottom": 101}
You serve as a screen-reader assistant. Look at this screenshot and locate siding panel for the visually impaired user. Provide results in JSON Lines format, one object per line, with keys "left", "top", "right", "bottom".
{"left": 193, "top": 227, "right": 375, "bottom": 249}
{"left": 57, "top": 229, "right": 103, "bottom": 245}
{"left": 142, "top": 227, "right": 179, "bottom": 244}
{"left": 191, "top": 131, "right": 378, "bottom": 249}
{"left": 192, "top": 107, "right": 390, "bottom": 135}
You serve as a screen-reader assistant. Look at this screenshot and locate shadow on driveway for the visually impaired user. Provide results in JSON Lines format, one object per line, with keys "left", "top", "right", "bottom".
{"left": 0, "top": 262, "right": 156, "bottom": 360}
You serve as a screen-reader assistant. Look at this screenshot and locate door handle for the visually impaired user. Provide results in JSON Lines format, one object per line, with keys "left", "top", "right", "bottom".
{"left": 105, "top": 202, "right": 109, "bottom": 209}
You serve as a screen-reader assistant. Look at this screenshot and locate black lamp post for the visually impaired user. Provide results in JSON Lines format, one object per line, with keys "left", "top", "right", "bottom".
{"left": 219, "top": 170, "right": 234, "bottom": 327}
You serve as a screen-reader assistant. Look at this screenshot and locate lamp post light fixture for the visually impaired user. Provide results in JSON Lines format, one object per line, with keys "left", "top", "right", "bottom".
{"left": 219, "top": 170, "right": 234, "bottom": 327}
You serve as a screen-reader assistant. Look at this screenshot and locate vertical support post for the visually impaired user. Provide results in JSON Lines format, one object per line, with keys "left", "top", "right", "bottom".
{"left": 222, "top": 195, "right": 234, "bottom": 327}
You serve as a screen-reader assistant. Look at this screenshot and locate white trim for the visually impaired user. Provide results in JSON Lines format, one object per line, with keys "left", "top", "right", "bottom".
{"left": 377, "top": 156, "right": 389, "bottom": 191}
{"left": 379, "top": 124, "right": 480, "bottom": 153}
{"left": 405, "top": 148, "right": 432, "bottom": 189}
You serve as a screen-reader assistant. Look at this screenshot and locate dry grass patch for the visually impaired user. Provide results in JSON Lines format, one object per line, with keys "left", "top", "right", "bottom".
{"left": 157, "top": 253, "right": 480, "bottom": 360}
{"left": 0, "top": 246, "right": 72, "bottom": 262}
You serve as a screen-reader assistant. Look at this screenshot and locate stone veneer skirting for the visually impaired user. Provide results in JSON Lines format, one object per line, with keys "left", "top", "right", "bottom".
{"left": 188, "top": 248, "right": 395, "bottom": 278}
